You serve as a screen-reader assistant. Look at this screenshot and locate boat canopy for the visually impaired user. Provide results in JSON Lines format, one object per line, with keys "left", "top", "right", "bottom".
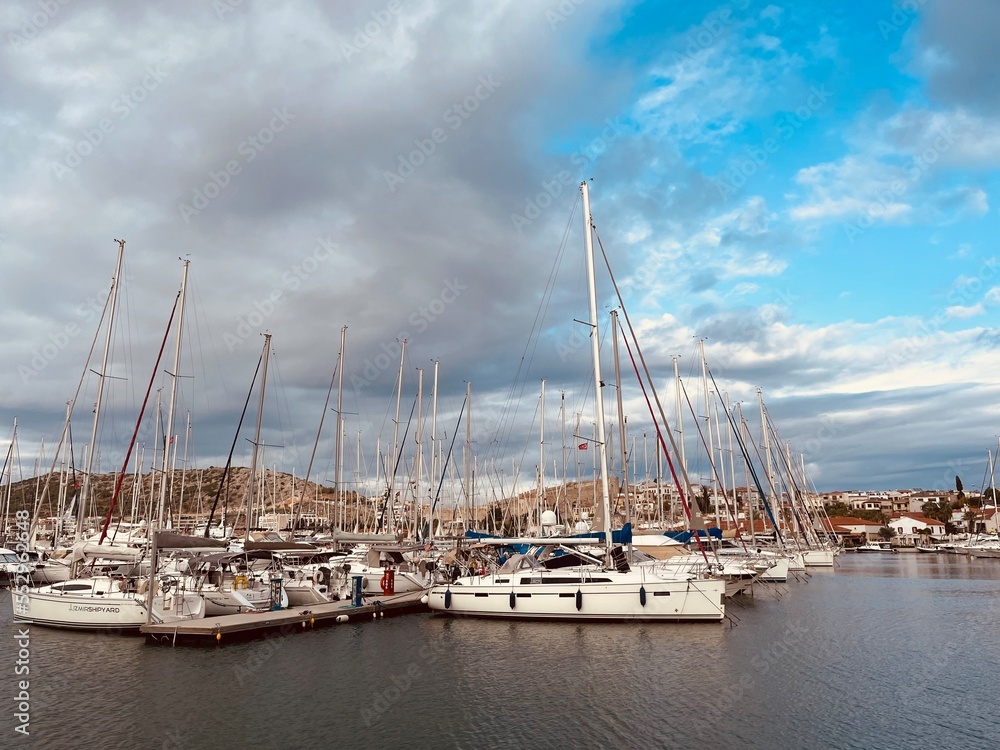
{"left": 244, "top": 541, "right": 320, "bottom": 552}
{"left": 70, "top": 542, "right": 144, "bottom": 563}
{"left": 155, "top": 531, "right": 228, "bottom": 550}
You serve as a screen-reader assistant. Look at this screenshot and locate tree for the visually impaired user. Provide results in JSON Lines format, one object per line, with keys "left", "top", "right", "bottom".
{"left": 824, "top": 501, "right": 852, "bottom": 518}
{"left": 956, "top": 475, "right": 965, "bottom": 502}
{"left": 923, "top": 500, "right": 953, "bottom": 524}
{"left": 878, "top": 525, "right": 896, "bottom": 541}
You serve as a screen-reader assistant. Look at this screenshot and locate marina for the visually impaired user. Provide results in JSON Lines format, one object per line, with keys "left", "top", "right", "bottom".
{"left": 2, "top": 553, "right": 997, "bottom": 748}
{"left": 1, "top": 2, "right": 998, "bottom": 748}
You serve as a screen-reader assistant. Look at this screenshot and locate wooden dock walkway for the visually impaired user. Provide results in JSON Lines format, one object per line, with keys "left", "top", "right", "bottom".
{"left": 141, "top": 590, "right": 428, "bottom": 646}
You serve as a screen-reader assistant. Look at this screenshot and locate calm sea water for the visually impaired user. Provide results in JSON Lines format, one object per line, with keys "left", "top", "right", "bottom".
{"left": 1, "top": 553, "right": 998, "bottom": 750}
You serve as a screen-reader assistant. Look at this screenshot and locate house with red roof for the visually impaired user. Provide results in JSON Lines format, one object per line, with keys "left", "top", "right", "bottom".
{"left": 892, "top": 513, "right": 946, "bottom": 539}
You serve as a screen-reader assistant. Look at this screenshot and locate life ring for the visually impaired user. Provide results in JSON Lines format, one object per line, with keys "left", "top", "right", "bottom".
{"left": 233, "top": 575, "right": 249, "bottom": 590}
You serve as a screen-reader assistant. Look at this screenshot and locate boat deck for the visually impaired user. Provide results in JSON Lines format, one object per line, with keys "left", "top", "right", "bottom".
{"left": 140, "top": 590, "right": 427, "bottom": 646}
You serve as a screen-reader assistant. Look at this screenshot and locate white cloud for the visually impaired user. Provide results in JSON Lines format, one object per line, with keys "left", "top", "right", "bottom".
{"left": 946, "top": 304, "right": 984, "bottom": 319}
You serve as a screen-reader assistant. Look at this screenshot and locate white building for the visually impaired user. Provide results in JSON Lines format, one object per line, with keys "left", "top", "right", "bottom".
{"left": 892, "top": 513, "right": 946, "bottom": 538}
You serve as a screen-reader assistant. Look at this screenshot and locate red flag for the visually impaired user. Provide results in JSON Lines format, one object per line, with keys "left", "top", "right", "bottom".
{"left": 578, "top": 443, "right": 588, "bottom": 450}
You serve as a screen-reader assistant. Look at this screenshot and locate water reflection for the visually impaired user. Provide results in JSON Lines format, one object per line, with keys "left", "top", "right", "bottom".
{"left": 0, "top": 555, "right": 998, "bottom": 749}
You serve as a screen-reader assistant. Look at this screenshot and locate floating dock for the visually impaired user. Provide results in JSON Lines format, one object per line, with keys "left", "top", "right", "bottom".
{"left": 141, "top": 590, "right": 428, "bottom": 646}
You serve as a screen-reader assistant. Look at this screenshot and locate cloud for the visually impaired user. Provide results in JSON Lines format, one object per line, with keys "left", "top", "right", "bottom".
{"left": 910, "top": 0, "right": 1000, "bottom": 115}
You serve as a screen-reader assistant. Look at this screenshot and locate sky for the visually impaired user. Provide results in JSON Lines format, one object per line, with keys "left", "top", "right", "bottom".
{"left": 1, "top": 0, "right": 999, "bottom": 503}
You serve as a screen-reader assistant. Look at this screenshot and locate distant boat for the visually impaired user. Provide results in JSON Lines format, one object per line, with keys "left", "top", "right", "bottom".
{"left": 914, "top": 545, "right": 938, "bottom": 553}
{"left": 855, "top": 541, "right": 896, "bottom": 553}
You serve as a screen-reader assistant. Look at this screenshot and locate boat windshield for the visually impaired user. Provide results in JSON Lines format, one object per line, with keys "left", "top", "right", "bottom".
{"left": 497, "top": 554, "right": 545, "bottom": 574}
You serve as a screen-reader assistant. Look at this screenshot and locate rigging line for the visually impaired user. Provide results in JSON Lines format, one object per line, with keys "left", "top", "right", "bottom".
{"left": 375, "top": 392, "right": 418, "bottom": 533}
{"left": 373, "top": 342, "right": 407, "bottom": 458}
{"left": 591, "top": 226, "right": 710, "bottom": 560}
{"left": 268, "top": 348, "right": 300, "bottom": 471}
{"left": 203, "top": 349, "right": 263, "bottom": 536}
{"left": 27, "top": 286, "right": 115, "bottom": 542}
{"left": 704, "top": 365, "right": 784, "bottom": 544}
{"left": 486, "top": 195, "right": 580, "bottom": 460}
{"left": 757, "top": 399, "right": 811, "bottom": 542}
{"left": 676, "top": 376, "right": 744, "bottom": 548}
{"left": 765, "top": 411, "right": 820, "bottom": 547}
{"left": 187, "top": 274, "right": 231, "bottom": 406}
{"left": 99, "top": 290, "right": 180, "bottom": 544}
{"left": 291, "top": 355, "right": 339, "bottom": 533}
{"left": 735, "top": 409, "right": 787, "bottom": 547}
{"left": 619, "top": 324, "right": 710, "bottom": 565}
{"left": 428, "top": 395, "right": 467, "bottom": 534}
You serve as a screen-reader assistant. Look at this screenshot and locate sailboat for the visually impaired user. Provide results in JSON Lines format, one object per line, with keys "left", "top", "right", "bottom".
{"left": 12, "top": 246, "right": 205, "bottom": 631}
{"left": 426, "top": 182, "right": 726, "bottom": 621}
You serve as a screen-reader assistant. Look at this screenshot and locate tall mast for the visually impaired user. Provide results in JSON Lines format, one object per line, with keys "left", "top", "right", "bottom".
{"left": 334, "top": 325, "right": 347, "bottom": 529}
{"left": 415, "top": 367, "right": 423, "bottom": 538}
{"left": 581, "top": 181, "right": 614, "bottom": 563}
{"left": 560, "top": 391, "right": 567, "bottom": 526}
{"left": 429, "top": 360, "right": 439, "bottom": 542}
{"left": 244, "top": 333, "right": 272, "bottom": 542}
{"left": 699, "top": 338, "right": 718, "bottom": 529}
{"left": 738, "top": 402, "right": 755, "bottom": 538}
{"left": 157, "top": 258, "right": 189, "bottom": 529}
{"left": 611, "top": 310, "right": 630, "bottom": 533}
{"left": 725, "top": 392, "right": 737, "bottom": 531}
{"left": 758, "top": 388, "right": 779, "bottom": 536}
{"left": 388, "top": 340, "right": 406, "bottom": 533}
{"left": 672, "top": 356, "right": 688, "bottom": 525}
{"left": 465, "top": 380, "right": 472, "bottom": 530}
{"left": 78, "top": 238, "right": 126, "bottom": 541}
{"left": 539, "top": 378, "right": 545, "bottom": 532}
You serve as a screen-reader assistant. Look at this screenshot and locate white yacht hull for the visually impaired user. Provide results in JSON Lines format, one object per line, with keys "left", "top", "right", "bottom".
{"left": 427, "top": 570, "right": 725, "bottom": 621}
{"left": 802, "top": 549, "right": 835, "bottom": 567}
{"left": 11, "top": 578, "right": 204, "bottom": 630}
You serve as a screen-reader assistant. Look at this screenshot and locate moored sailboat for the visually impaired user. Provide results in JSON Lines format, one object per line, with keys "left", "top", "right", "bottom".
{"left": 427, "top": 182, "right": 726, "bottom": 621}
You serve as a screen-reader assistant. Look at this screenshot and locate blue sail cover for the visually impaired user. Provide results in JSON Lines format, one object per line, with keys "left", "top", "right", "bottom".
{"left": 465, "top": 522, "right": 633, "bottom": 547}
{"left": 663, "top": 527, "right": 723, "bottom": 543}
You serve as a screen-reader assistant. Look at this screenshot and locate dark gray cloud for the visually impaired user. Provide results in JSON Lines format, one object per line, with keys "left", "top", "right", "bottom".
{"left": 1, "top": 0, "right": 997, "bottom": 500}
{"left": 913, "top": 0, "right": 1000, "bottom": 114}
